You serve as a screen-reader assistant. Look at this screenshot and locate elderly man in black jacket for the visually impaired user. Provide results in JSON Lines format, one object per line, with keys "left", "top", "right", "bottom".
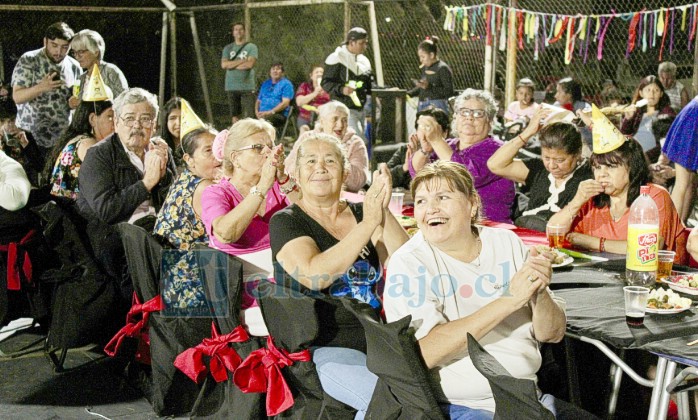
{"left": 77, "top": 87, "right": 175, "bottom": 298}
{"left": 78, "top": 87, "right": 175, "bottom": 226}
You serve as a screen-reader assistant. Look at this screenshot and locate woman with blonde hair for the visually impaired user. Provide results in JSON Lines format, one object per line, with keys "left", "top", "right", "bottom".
{"left": 201, "top": 118, "right": 299, "bottom": 335}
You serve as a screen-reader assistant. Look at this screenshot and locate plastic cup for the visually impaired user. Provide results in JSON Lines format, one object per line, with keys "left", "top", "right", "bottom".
{"left": 623, "top": 286, "right": 649, "bottom": 327}
{"left": 546, "top": 223, "right": 565, "bottom": 249}
{"left": 656, "top": 250, "right": 676, "bottom": 283}
{"left": 389, "top": 192, "right": 405, "bottom": 215}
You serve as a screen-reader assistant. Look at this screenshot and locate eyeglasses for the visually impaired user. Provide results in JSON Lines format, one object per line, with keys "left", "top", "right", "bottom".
{"left": 233, "top": 144, "right": 269, "bottom": 153}
{"left": 71, "top": 49, "right": 90, "bottom": 57}
{"left": 119, "top": 115, "right": 154, "bottom": 128}
{"left": 456, "top": 108, "right": 487, "bottom": 119}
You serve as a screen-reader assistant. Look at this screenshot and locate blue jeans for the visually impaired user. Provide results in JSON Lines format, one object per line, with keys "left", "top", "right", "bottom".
{"left": 441, "top": 393, "right": 596, "bottom": 420}
{"left": 313, "top": 347, "right": 378, "bottom": 420}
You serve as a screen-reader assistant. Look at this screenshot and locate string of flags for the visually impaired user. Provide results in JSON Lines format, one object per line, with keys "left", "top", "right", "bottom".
{"left": 443, "top": 3, "right": 698, "bottom": 63}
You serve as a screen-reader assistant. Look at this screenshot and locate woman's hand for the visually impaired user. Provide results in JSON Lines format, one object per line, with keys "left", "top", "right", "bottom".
{"left": 507, "top": 247, "right": 553, "bottom": 306}
{"left": 623, "top": 104, "right": 637, "bottom": 119}
{"left": 572, "top": 179, "right": 604, "bottom": 207}
{"left": 403, "top": 137, "right": 418, "bottom": 172}
{"left": 270, "top": 144, "right": 286, "bottom": 180}
{"left": 519, "top": 107, "right": 552, "bottom": 140}
{"left": 258, "top": 150, "right": 278, "bottom": 193}
{"left": 364, "top": 169, "right": 389, "bottom": 227}
{"left": 375, "top": 163, "right": 393, "bottom": 209}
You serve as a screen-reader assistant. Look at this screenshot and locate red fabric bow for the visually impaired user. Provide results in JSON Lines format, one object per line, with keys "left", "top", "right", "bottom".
{"left": 104, "top": 293, "right": 163, "bottom": 363}
{"left": 174, "top": 323, "right": 250, "bottom": 383}
{"left": 234, "top": 336, "right": 312, "bottom": 416}
{"left": 0, "top": 229, "right": 37, "bottom": 291}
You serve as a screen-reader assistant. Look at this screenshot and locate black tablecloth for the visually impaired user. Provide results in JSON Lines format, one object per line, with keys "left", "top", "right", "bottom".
{"left": 552, "top": 259, "right": 626, "bottom": 289}
{"left": 555, "top": 286, "right": 698, "bottom": 349}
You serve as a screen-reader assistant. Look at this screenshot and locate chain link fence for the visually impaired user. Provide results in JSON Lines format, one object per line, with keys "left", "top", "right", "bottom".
{"left": 0, "top": 0, "right": 695, "bottom": 129}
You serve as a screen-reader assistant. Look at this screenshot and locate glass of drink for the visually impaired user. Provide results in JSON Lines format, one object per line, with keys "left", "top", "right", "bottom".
{"left": 546, "top": 223, "right": 565, "bottom": 249}
{"left": 656, "top": 250, "right": 676, "bottom": 282}
{"left": 623, "top": 286, "right": 649, "bottom": 327}
{"left": 389, "top": 191, "right": 405, "bottom": 216}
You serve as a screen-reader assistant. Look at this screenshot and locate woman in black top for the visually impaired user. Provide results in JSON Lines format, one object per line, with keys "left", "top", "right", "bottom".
{"left": 407, "top": 36, "right": 454, "bottom": 114}
{"left": 488, "top": 108, "right": 592, "bottom": 231}
{"left": 269, "top": 132, "right": 408, "bottom": 418}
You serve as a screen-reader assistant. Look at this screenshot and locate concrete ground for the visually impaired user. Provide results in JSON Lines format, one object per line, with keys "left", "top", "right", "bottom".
{"left": 0, "top": 320, "right": 168, "bottom": 420}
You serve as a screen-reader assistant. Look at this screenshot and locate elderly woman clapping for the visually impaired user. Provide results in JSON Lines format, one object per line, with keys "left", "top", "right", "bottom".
{"left": 270, "top": 133, "right": 408, "bottom": 418}
{"left": 410, "top": 89, "right": 515, "bottom": 223}
{"left": 201, "top": 118, "right": 299, "bottom": 336}
{"left": 285, "top": 100, "right": 369, "bottom": 192}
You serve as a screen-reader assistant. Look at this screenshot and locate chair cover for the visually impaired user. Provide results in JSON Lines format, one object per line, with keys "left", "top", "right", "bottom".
{"left": 34, "top": 201, "right": 123, "bottom": 351}
{"left": 117, "top": 223, "right": 213, "bottom": 417}
{"left": 340, "top": 299, "right": 446, "bottom": 420}
{"left": 188, "top": 243, "right": 265, "bottom": 419}
{"left": 466, "top": 333, "right": 554, "bottom": 420}
{"left": 256, "top": 280, "right": 357, "bottom": 419}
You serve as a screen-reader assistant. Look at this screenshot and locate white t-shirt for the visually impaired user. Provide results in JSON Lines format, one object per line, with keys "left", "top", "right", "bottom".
{"left": 0, "top": 151, "right": 31, "bottom": 211}
{"left": 384, "top": 226, "right": 548, "bottom": 412}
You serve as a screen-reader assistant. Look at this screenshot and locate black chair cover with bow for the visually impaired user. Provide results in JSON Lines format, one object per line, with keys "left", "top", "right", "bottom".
{"left": 33, "top": 200, "right": 124, "bottom": 371}
{"left": 116, "top": 223, "right": 213, "bottom": 417}
{"left": 188, "top": 243, "right": 265, "bottom": 419}
{"left": 466, "top": 333, "right": 554, "bottom": 420}
{"left": 340, "top": 299, "right": 446, "bottom": 420}
{"left": 256, "top": 280, "right": 358, "bottom": 419}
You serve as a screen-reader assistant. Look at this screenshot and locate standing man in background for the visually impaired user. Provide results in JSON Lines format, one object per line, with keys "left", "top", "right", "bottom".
{"left": 221, "top": 22, "right": 258, "bottom": 125}
{"left": 11, "top": 22, "right": 82, "bottom": 163}
{"left": 322, "top": 27, "right": 372, "bottom": 142}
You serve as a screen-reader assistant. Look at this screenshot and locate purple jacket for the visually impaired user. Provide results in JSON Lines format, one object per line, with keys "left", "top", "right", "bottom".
{"left": 409, "top": 137, "right": 515, "bottom": 223}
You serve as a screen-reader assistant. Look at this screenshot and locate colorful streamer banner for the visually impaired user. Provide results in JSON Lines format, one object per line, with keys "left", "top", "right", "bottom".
{"left": 444, "top": 2, "right": 698, "bottom": 64}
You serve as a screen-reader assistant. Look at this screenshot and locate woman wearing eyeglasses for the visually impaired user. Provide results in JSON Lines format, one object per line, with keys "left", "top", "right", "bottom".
{"left": 200, "top": 118, "right": 300, "bottom": 336}
{"left": 68, "top": 29, "right": 128, "bottom": 109}
{"left": 410, "top": 89, "right": 515, "bottom": 223}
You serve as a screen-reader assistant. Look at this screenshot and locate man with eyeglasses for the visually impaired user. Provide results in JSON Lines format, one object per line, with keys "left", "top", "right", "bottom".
{"left": 77, "top": 88, "right": 175, "bottom": 299}
{"left": 11, "top": 22, "right": 82, "bottom": 163}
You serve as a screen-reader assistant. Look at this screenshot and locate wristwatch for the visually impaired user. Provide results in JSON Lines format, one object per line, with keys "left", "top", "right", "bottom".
{"left": 249, "top": 185, "right": 265, "bottom": 199}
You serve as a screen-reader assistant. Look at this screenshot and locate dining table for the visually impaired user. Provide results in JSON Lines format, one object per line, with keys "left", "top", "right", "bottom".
{"left": 483, "top": 221, "right": 698, "bottom": 420}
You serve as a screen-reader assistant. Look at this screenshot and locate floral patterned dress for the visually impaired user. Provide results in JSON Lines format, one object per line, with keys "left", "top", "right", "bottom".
{"left": 153, "top": 169, "right": 209, "bottom": 310}
{"left": 49, "top": 134, "right": 92, "bottom": 200}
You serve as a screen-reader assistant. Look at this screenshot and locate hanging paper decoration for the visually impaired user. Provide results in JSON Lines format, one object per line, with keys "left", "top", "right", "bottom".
{"left": 442, "top": 3, "right": 698, "bottom": 64}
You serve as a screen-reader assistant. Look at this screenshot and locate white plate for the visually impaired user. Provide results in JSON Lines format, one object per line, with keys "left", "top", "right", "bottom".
{"left": 661, "top": 279, "right": 698, "bottom": 296}
{"left": 645, "top": 306, "right": 692, "bottom": 314}
{"left": 552, "top": 255, "right": 574, "bottom": 268}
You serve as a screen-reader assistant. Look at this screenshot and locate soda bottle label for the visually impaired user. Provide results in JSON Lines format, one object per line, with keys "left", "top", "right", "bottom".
{"left": 626, "top": 224, "right": 658, "bottom": 271}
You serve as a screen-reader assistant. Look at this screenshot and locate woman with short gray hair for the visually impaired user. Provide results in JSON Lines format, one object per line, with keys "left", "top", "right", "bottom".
{"left": 409, "top": 88, "right": 516, "bottom": 223}
{"left": 69, "top": 29, "right": 128, "bottom": 108}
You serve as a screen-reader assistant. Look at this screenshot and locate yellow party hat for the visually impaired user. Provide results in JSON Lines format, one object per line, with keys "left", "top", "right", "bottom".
{"left": 82, "top": 64, "right": 113, "bottom": 101}
{"left": 179, "top": 99, "right": 206, "bottom": 137}
{"left": 592, "top": 103, "right": 626, "bottom": 154}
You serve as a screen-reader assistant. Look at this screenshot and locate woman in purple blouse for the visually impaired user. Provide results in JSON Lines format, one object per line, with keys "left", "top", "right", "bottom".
{"left": 409, "top": 89, "right": 515, "bottom": 223}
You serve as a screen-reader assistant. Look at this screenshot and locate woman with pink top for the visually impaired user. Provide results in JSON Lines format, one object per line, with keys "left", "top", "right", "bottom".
{"left": 285, "top": 100, "right": 369, "bottom": 192}
{"left": 200, "top": 118, "right": 299, "bottom": 336}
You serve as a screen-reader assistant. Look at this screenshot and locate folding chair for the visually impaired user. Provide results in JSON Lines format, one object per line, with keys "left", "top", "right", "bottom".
{"left": 340, "top": 299, "right": 446, "bottom": 419}
{"left": 467, "top": 333, "right": 555, "bottom": 419}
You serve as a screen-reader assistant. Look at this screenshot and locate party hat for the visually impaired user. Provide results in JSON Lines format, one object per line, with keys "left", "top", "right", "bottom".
{"left": 592, "top": 103, "right": 626, "bottom": 154}
{"left": 180, "top": 99, "right": 206, "bottom": 137}
{"left": 82, "top": 64, "right": 113, "bottom": 101}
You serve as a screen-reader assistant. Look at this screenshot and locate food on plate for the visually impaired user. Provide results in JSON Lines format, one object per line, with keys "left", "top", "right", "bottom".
{"left": 646, "top": 288, "right": 692, "bottom": 310}
{"left": 407, "top": 227, "right": 419, "bottom": 237}
{"left": 398, "top": 216, "right": 417, "bottom": 228}
{"left": 533, "top": 245, "right": 566, "bottom": 265}
{"left": 666, "top": 273, "right": 698, "bottom": 289}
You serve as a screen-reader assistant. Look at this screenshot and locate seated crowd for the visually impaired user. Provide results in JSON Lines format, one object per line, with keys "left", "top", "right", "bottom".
{"left": 3, "top": 21, "right": 698, "bottom": 420}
